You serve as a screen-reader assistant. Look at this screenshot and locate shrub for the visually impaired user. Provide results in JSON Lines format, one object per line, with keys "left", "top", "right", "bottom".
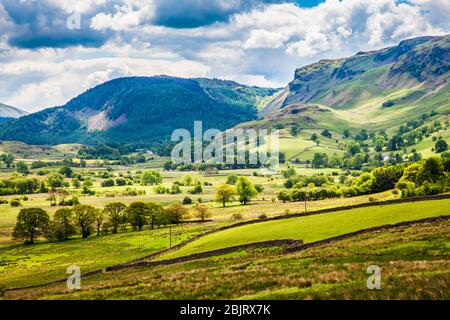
{"left": 101, "top": 179, "right": 115, "bottom": 187}
{"left": 153, "top": 185, "right": 165, "bottom": 194}
{"left": 115, "top": 178, "right": 127, "bottom": 186}
{"left": 277, "top": 189, "right": 292, "bottom": 203}
{"left": 182, "top": 197, "right": 193, "bottom": 205}
{"left": 170, "top": 184, "right": 182, "bottom": 194}
{"left": 10, "top": 199, "right": 21, "bottom": 207}
{"left": 226, "top": 175, "right": 238, "bottom": 185}
{"left": 258, "top": 213, "right": 268, "bottom": 220}
{"left": 189, "top": 184, "right": 203, "bottom": 194}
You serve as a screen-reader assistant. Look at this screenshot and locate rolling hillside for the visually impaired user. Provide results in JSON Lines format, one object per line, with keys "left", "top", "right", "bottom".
{"left": 0, "top": 77, "right": 276, "bottom": 147}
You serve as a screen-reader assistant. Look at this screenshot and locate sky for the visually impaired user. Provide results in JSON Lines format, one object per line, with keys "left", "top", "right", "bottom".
{"left": 0, "top": 0, "right": 449, "bottom": 112}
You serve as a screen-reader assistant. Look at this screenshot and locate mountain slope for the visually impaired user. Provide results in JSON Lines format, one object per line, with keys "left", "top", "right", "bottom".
{"left": 0, "top": 103, "right": 28, "bottom": 123}
{"left": 0, "top": 77, "right": 276, "bottom": 146}
{"left": 255, "top": 34, "right": 449, "bottom": 132}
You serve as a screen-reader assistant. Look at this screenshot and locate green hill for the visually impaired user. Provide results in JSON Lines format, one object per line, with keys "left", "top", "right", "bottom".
{"left": 240, "top": 35, "right": 450, "bottom": 162}
{"left": 0, "top": 77, "right": 276, "bottom": 147}
{"left": 254, "top": 35, "right": 449, "bottom": 133}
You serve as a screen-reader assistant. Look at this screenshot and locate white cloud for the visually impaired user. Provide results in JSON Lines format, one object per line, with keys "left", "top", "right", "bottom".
{"left": 90, "top": 0, "right": 155, "bottom": 30}
{"left": 0, "top": 0, "right": 449, "bottom": 112}
{"left": 244, "top": 29, "right": 287, "bottom": 49}
{"left": 6, "top": 82, "right": 65, "bottom": 112}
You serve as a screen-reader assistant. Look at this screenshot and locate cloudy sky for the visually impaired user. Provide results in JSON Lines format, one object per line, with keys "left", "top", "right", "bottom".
{"left": 0, "top": 0, "right": 449, "bottom": 112}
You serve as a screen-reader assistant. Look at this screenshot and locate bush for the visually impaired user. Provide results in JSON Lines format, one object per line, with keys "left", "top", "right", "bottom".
{"left": 10, "top": 199, "right": 21, "bottom": 207}
{"left": 101, "top": 179, "right": 115, "bottom": 187}
{"left": 277, "top": 189, "right": 292, "bottom": 203}
{"left": 59, "top": 196, "right": 80, "bottom": 207}
{"left": 170, "top": 184, "right": 182, "bottom": 194}
{"left": 154, "top": 185, "right": 167, "bottom": 194}
{"left": 258, "top": 213, "right": 268, "bottom": 220}
{"left": 182, "top": 197, "right": 193, "bottom": 205}
{"left": 226, "top": 175, "right": 238, "bottom": 185}
{"left": 0, "top": 198, "right": 8, "bottom": 204}
{"left": 115, "top": 178, "right": 127, "bottom": 186}
{"left": 291, "top": 189, "right": 307, "bottom": 202}
{"left": 189, "top": 184, "right": 203, "bottom": 195}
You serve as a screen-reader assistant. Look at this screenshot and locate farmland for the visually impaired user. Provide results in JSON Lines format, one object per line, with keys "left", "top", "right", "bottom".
{"left": 4, "top": 217, "right": 449, "bottom": 300}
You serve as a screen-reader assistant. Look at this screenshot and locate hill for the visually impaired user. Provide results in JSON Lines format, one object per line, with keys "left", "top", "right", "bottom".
{"left": 256, "top": 35, "right": 449, "bottom": 130}
{"left": 0, "top": 77, "right": 276, "bottom": 147}
{"left": 240, "top": 35, "right": 450, "bottom": 162}
{"left": 0, "top": 103, "right": 28, "bottom": 123}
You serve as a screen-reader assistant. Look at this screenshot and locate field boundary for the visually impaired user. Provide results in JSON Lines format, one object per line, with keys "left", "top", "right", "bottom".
{"left": 134, "top": 193, "right": 450, "bottom": 262}
{"left": 5, "top": 214, "right": 450, "bottom": 293}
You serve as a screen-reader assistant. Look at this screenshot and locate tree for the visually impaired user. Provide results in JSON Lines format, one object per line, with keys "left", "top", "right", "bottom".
{"left": 13, "top": 208, "right": 50, "bottom": 244}
{"left": 321, "top": 129, "right": 332, "bottom": 138}
{"left": 16, "top": 161, "right": 29, "bottom": 175}
{"left": 94, "top": 209, "right": 105, "bottom": 236}
{"left": 127, "top": 201, "right": 149, "bottom": 231}
{"left": 226, "top": 175, "right": 238, "bottom": 185}
{"left": 47, "top": 173, "right": 65, "bottom": 188}
{"left": 181, "top": 174, "right": 195, "bottom": 186}
{"left": 141, "top": 170, "right": 163, "bottom": 185}
{"left": 194, "top": 204, "right": 211, "bottom": 221}
{"left": 236, "top": 177, "right": 257, "bottom": 205}
{"left": 215, "top": 184, "right": 236, "bottom": 207}
{"left": 418, "top": 157, "right": 445, "bottom": 184}
{"left": 72, "top": 205, "right": 97, "bottom": 238}
{"left": 53, "top": 208, "right": 76, "bottom": 241}
{"left": 343, "top": 130, "right": 350, "bottom": 138}
{"left": 82, "top": 179, "right": 94, "bottom": 195}
{"left": 277, "top": 189, "right": 292, "bottom": 203}
{"left": 290, "top": 126, "right": 300, "bottom": 136}
{"left": 311, "top": 133, "right": 318, "bottom": 141}
{"left": 59, "top": 166, "right": 73, "bottom": 178}
{"left": 435, "top": 139, "right": 448, "bottom": 153}
{"left": 147, "top": 202, "right": 164, "bottom": 229}
{"left": 72, "top": 178, "right": 81, "bottom": 189}
{"left": 312, "top": 153, "right": 328, "bottom": 168}
{"left": 165, "top": 204, "right": 189, "bottom": 225}
{"left": 0, "top": 153, "right": 15, "bottom": 168}
{"left": 103, "top": 202, "right": 127, "bottom": 234}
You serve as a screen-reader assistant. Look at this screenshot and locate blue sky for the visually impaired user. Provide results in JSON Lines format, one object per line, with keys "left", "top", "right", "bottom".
{"left": 0, "top": 0, "right": 449, "bottom": 112}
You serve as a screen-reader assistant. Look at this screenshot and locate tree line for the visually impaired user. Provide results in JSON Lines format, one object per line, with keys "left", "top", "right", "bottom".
{"left": 278, "top": 156, "right": 450, "bottom": 203}
{"left": 13, "top": 201, "right": 212, "bottom": 245}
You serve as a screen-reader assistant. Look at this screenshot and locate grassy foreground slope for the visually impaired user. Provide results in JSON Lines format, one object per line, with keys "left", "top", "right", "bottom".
{"left": 159, "top": 199, "right": 450, "bottom": 260}
{"left": 4, "top": 219, "right": 449, "bottom": 300}
{"left": 0, "top": 224, "right": 215, "bottom": 289}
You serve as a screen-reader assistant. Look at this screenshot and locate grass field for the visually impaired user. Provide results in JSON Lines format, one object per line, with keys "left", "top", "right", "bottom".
{"left": 158, "top": 199, "right": 450, "bottom": 260}
{"left": 0, "top": 223, "right": 216, "bottom": 288}
{"left": 4, "top": 218, "right": 449, "bottom": 300}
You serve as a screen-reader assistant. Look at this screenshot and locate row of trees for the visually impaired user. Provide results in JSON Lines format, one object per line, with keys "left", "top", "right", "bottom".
{"left": 13, "top": 202, "right": 212, "bottom": 245}
{"left": 278, "top": 157, "right": 450, "bottom": 203}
